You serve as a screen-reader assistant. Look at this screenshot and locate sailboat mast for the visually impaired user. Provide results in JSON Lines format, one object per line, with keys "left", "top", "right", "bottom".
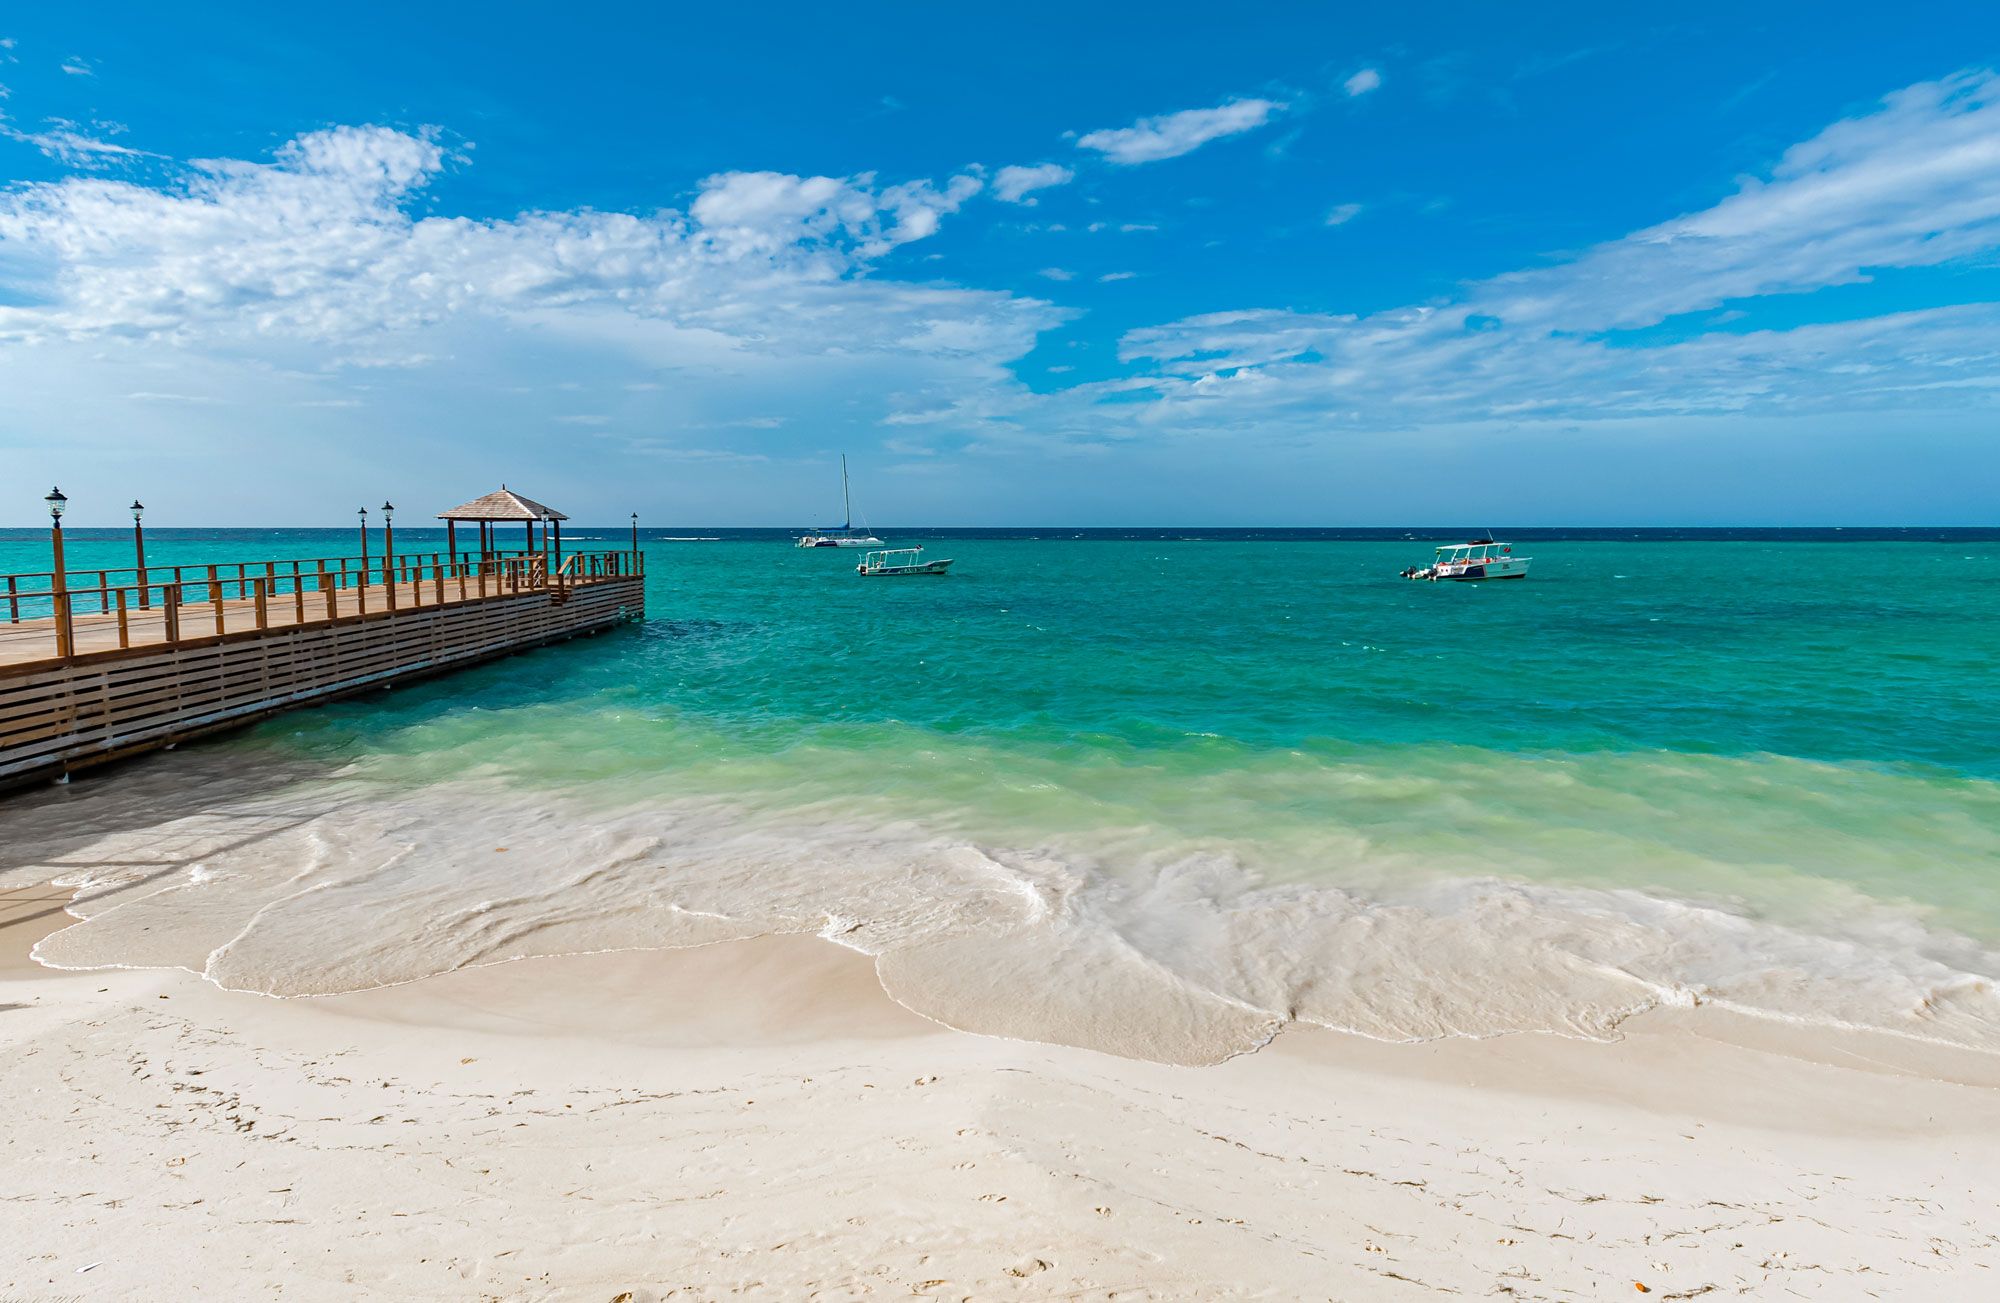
{"left": 842, "top": 454, "right": 852, "bottom": 531}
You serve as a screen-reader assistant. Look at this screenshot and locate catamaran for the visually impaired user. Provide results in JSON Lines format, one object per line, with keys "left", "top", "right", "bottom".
{"left": 856, "top": 547, "right": 953, "bottom": 576}
{"left": 1402, "top": 537, "right": 1531, "bottom": 581}
{"left": 796, "top": 455, "right": 884, "bottom": 548}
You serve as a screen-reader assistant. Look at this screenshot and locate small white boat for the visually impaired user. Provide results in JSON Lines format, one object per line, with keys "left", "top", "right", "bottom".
{"left": 857, "top": 547, "right": 953, "bottom": 576}
{"left": 1402, "top": 537, "right": 1531, "bottom": 582}
{"left": 798, "top": 455, "right": 884, "bottom": 548}
{"left": 798, "top": 532, "right": 883, "bottom": 548}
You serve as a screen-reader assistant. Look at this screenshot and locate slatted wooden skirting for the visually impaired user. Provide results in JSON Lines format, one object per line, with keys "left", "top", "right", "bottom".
{"left": 0, "top": 555, "right": 643, "bottom": 788}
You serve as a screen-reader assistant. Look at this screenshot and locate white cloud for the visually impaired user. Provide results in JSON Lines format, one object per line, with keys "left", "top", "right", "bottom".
{"left": 1038, "top": 267, "right": 1074, "bottom": 281}
{"left": 1324, "top": 202, "right": 1363, "bottom": 226}
{"left": 992, "top": 162, "right": 1074, "bottom": 204}
{"left": 1344, "top": 68, "right": 1382, "bottom": 97}
{"left": 1479, "top": 69, "right": 2000, "bottom": 333}
{"left": 1094, "top": 69, "right": 2000, "bottom": 433}
{"left": 0, "top": 126, "right": 1013, "bottom": 345}
{"left": 59, "top": 56, "right": 92, "bottom": 76}
{"left": 1098, "top": 271, "right": 1137, "bottom": 282}
{"left": 689, "top": 168, "right": 981, "bottom": 259}
{"left": 0, "top": 123, "right": 1066, "bottom": 521}
{"left": 1120, "top": 222, "right": 1159, "bottom": 233}
{"left": 1076, "top": 97, "right": 1286, "bottom": 164}
{"left": 1, "top": 117, "right": 155, "bottom": 166}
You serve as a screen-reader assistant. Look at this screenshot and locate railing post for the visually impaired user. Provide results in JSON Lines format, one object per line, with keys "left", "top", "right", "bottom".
{"left": 115, "top": 589, "right": 130, "bottom": 648}
{"left": 50, "top": 520, "right": 75, "bottom": 659}
{"left": 164, "top": 583, "right": 181, "bottom": 643}
{"left": 210, "top": 565, "right": 226, "bottom": 635}
{"left": 434, "top": 553, "right": 445, "bottom": 605}
{"left": 6, "top": 574, "right": 17, "bottom": 623}
{"left": 54, "top": 589, "right": 74, "bottom": 659}
{"left": 135, "top": 516, "right": 149, "bottom": 610}
{"left": 254, "top": 577, "right": 269, "bottom": 629}
{"left": 292, "top": 561, "right": 305, "bottom": 623}
{"left": 321, "top": 561, "right": 335, "bottom": 620}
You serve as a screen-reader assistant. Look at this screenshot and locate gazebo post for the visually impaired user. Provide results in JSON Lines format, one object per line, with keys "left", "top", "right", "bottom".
{"left": 447, "top": 519, "right": 457, "bottom": 570}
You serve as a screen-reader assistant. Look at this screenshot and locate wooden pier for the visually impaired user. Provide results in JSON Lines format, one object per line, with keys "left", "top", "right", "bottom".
{"left": 0, "top": 488, "right": 645, "bottom": 789}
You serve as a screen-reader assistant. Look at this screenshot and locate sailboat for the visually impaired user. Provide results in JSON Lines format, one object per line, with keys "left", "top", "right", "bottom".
{"left": 796, "top": 455, "right": 885, "bottom": 548}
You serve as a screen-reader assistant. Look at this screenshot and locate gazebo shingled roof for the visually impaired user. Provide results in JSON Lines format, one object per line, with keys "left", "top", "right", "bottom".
{"left": 437, "top": 486, "right": 567, "bottom": 522}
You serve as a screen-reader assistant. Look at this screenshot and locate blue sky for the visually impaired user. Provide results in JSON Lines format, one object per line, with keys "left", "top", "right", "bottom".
{"left": 1, "top": 2, "right": 1996, "bottom": 525}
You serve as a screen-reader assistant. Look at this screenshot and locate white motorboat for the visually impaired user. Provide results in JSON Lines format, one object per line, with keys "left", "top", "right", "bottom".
{"left": 857, "top": 547, "right": 953, "bottom": 576}
{"left": 797, "top": 455, "right": 884, "bottom": 548}
{"left": 1402, "top": 537, "right": 1531, "bottom": 581}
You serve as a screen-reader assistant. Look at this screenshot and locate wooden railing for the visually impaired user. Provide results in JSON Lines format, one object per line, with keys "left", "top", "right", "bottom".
{"left": 1, "top": 545, "right": 644, "bottom": 665}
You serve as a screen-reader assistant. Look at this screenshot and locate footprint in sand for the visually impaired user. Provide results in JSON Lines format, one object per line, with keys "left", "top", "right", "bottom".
{"left": 1004, "top": 1258, "right": 1051, "bottom": 1278}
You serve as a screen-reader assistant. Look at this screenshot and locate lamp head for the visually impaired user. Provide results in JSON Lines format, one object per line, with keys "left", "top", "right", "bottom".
{"left": 131, "top": 499, "right": 145, "bottom": 523}
{"left": 45, "top": 486, "right": 67, "bottom": 520}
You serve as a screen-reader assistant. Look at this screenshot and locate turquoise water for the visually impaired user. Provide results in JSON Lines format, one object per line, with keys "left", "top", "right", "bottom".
{"left": 8, "top": 528, "right": 2000, "bottom": 1058}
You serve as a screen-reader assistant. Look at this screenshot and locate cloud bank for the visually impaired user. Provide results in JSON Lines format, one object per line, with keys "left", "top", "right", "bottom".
{"left": 2, "top": 70, "right": 1998, "bottom": 522}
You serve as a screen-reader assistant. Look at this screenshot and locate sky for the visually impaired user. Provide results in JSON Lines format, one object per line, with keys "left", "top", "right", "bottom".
{"left": 1, "top": 2, "right": 1997, "bottom": 526}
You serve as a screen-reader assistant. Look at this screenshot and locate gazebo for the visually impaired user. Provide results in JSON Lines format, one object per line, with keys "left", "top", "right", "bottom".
{"left": 437, "top": 486, "right": 568, "bottom": 564}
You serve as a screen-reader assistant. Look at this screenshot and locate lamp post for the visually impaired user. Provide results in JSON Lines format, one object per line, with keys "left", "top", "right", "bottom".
{"left": 382, "top": 501, "right": 397, "bottom": 609}
{"left": 630, "top": 512, "right": 638, "bottom": 558}
{"left": 354, "top": 507, "right": 369, "bottom": 615}
{"left": 132, "top": 500, "right": 149, "bottom": 610}
{"left": 45, "top": 486, "right": 73, "bottom": 659}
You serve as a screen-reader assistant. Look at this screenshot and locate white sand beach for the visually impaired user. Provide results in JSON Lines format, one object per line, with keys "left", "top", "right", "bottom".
{"left": 5, "top": 885, "right": 1997, "bottom": 1301}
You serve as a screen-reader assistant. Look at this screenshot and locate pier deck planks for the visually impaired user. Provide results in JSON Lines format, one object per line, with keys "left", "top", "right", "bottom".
{"left": 0, "top": 569, "right": 644, "bottom": 787}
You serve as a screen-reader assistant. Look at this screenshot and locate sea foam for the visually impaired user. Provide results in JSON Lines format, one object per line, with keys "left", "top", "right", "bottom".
{"left": 11, "top": 761, "right": 1998, "bottom": 1066}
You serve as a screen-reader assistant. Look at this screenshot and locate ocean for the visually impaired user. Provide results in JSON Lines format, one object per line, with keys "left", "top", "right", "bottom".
{"left": 5, "top": 526, "right": 1998, "bottom": 1063}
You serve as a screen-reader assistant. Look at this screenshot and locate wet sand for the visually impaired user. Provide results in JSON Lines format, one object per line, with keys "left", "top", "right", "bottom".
{"left": 4, "top": 884, "right": 1998, "bottom": 1300}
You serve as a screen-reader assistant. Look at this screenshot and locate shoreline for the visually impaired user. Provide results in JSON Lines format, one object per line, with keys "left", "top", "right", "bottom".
{"left": 6, "top": 884, "right": 1998, "bottom": 1299}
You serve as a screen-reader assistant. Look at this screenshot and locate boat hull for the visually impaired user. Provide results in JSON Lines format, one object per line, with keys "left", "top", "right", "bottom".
{"left": 858, "top": 559, "right": 953, "bottom": 576}
{"left": 798, "top": 536, "right": 884, "bottom": 548}
{"left": 1436, "top": 558, "right": 1531, "bottom": 581}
